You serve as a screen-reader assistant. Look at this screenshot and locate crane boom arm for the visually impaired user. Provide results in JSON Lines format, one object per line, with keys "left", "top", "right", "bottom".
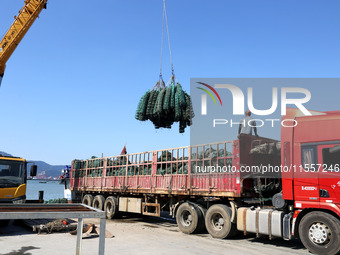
{"left": 0, "top": 0, "right": 47, "bottom": 86}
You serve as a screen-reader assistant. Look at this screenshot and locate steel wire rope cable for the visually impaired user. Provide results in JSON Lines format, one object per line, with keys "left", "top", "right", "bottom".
{"left": 135, "top": 0, "right": 194, "bottom": 132}
{"left": 159, "top": 0, "right": 165, "bottom": 85}
{"left": 163, "top": 0, "right": 175, "bottom": 81}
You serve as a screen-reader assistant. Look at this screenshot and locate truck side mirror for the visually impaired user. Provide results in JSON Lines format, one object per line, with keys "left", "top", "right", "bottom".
{"left": 329, "top": 145, "right": 340, "bottom": 154}
{"left": 30, "top": 165, "right": 37, "bottom": 177}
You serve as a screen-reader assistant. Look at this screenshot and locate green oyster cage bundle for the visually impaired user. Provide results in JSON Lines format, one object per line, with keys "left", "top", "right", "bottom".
{"left": 135, "top": 76, "right": 194, "bottom": 133}
{"left": 135, "top": 0, "right": 194, "bottom": 133}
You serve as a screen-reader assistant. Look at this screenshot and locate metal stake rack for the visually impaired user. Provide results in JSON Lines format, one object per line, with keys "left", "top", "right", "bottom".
{"left": 0, "top": 204, "right": 106, "bottom": 255}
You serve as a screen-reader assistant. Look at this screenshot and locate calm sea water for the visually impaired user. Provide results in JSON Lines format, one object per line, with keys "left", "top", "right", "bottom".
{"left": 26, "top": 180, "right": 64, "bottom": 201}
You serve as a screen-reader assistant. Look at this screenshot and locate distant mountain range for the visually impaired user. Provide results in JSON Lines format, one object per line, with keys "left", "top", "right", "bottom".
{"left": 0, "top": 151, "right": 66, "bottom": 178}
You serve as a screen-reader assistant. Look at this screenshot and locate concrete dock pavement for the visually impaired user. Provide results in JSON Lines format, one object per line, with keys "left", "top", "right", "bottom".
{"left": 0, "top": 216, "right": 309, "bottom": 255}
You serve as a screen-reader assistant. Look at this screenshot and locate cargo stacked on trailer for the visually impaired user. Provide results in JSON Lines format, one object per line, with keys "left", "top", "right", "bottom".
{"left": 70, "top": 108, "right": 340, "bottom": 255}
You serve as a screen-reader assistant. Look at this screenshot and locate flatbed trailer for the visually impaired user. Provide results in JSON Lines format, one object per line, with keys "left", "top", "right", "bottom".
{"left": 70, "top": 108, "right": 340, "bottom": 255}
{"left": 71, "top": 136, "right": 278, "bottom": 198}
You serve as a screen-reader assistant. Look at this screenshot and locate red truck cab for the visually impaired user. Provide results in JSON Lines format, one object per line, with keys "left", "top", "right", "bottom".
{"left": 282, "top": 108, "right": 340, "bottom": 216}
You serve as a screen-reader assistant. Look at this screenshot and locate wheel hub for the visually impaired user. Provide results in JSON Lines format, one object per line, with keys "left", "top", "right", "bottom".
{"left": 212, "top": 214, "right": 224, "bottom": 230}
{"left": 309, "top": 222, "right": 330, "bottom": 245}
{"left": 182, "top": 211, "right": 192, "bottom": 226}
{"left": 106, "top": 203, "right": 112, "bottom": 213}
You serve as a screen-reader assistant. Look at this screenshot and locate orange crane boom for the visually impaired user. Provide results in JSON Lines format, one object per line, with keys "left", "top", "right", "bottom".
{"left": 0, "top": 0, "right": 47, "bottom": 87}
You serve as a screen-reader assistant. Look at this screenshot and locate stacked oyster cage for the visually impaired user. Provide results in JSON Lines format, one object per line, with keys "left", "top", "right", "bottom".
{"left": 135, "top": 77, "right": 194, "bottom": 133}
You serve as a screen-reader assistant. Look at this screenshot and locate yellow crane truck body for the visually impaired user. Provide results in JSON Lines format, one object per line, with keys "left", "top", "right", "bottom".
{"left": 0, "top": 155, "right": 31, "bottom": 203}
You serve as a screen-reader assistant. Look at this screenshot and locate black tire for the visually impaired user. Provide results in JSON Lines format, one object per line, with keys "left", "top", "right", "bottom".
{"left": 176, "top": 202, "right": 203, "bottom": 234}
{"left": 104, "top": 196, "right": 119, "bottom": 219}
{"left": 92, "top": 195, "right": 105, "bottom": 210}
{"left": 205, "top": 204, "right": 237, "bottom": 239}
{"left": 0, "top": 220, "right": 10, "bottom": 227}
{"left": 196, "top": 204, "right": 207, "bottom": 232}
{"left": 299, "top": 211, "right": 340, "bottom": 255}
{"left": 82, "top": 194, "right": 93, "bottom": 206}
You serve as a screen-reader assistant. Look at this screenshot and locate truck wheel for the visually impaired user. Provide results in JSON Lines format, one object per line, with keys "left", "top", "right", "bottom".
{"left": 92, "top": 195, "right": 105, "bottom": 210}
{"left": 205, "top": 204, "right": 237, "bottom": 239}
{"left": 196, "top": 204, "right": 207, "bottom": 232}
{"left": 176, "top": 202, "right": 203, "bottom": 234}
{"left": 82, "top": 194, "right": 93, "bottom": 206}
{"left": 299, "top": 211, "right": 340, "bottom": 255}
{"left": 0, "top": 220, "right": 9, "bottom": 227}
{"left": 104, "top": 196, "right": 118, "bottom": 219}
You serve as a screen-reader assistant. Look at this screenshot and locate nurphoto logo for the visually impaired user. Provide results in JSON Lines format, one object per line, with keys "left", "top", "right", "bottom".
{"left": 197, "top": 82, "right": 311, "bottom": 116}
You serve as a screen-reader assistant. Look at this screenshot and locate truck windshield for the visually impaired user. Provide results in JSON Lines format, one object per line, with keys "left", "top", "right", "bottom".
{"left": 0, "top": 160, "right": 25, "bottom": 187}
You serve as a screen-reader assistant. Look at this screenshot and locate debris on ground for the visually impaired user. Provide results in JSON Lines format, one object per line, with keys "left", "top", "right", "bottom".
{"left": 20, "top": 218, "right": 77, "bottom": 234}
{"left": 70, "top": 223, "right": 114, "bottom": 239}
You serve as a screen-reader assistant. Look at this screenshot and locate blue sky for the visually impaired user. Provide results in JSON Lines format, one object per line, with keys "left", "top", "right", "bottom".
{"left": 0, "top": 0, "right": 339, "bottom": 165}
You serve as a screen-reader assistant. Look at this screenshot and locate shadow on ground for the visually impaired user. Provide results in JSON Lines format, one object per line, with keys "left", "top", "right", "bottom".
{"left": 0, "top": 246, "right": 40, "bottom": 255}
{"left": 110, "top": 212, "right": 307, "bottom": 252}
{"left": 0, "top": 221, "right": 32, "bottom": 237}
{"left": 248, "top": 236, "right": 305, "bottom": 251}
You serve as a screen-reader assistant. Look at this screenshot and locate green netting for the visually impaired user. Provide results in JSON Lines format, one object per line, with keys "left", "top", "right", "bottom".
{"left": 106, "top": 157, "right": 127, "bottom": 167}
{"left": 116, "top": 167, "right": 126, "bottom": 176}
{"left": 106, "top": 159, "right": 113, "bottom": 166}
{"left": 177, "top": 162, "right": 188, "bottom": 174}
{"left": 174, "top": 90, "right": 181, "bottom": 121}
{"left": 141, "top": 166, "right": 152, "bottom": 175}
{"left": 127, "top": 167, "right": 134, "bottom": 176}
{"left": 146, "top": 90, "right": 159, "bottom": 117}
{"left": 158, "top": 151, "right": 174, "bottom": 161}
{"left": 170, "top": 83, "right": 176, "bottom": 108}
{"left": 88, "top": 160, "right": 102, "bottom": 168}
{"left": 154, "top": 88, "right": 166, "bottom": 115}
{"left": 163, "top": 86, "right": 172, "bottom": 112}
{"left": 135, "top": 81, "right": 194, "bottom": 133}
{"left": 72, "top": 160, "right": 81, "bottom": 170}
{"left": 176, "top": 83, "right": 186, "bottom": 107}
{"left": 135, "top": 91, "right": 151, "bottom": 121}
{"left": 44, "top": 198, "right": 68, "bottom": 204}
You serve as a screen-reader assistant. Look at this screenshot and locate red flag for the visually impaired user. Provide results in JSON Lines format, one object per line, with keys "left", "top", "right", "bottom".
{"left": 121, "top": 146, "right": 127, "bottom": 155}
